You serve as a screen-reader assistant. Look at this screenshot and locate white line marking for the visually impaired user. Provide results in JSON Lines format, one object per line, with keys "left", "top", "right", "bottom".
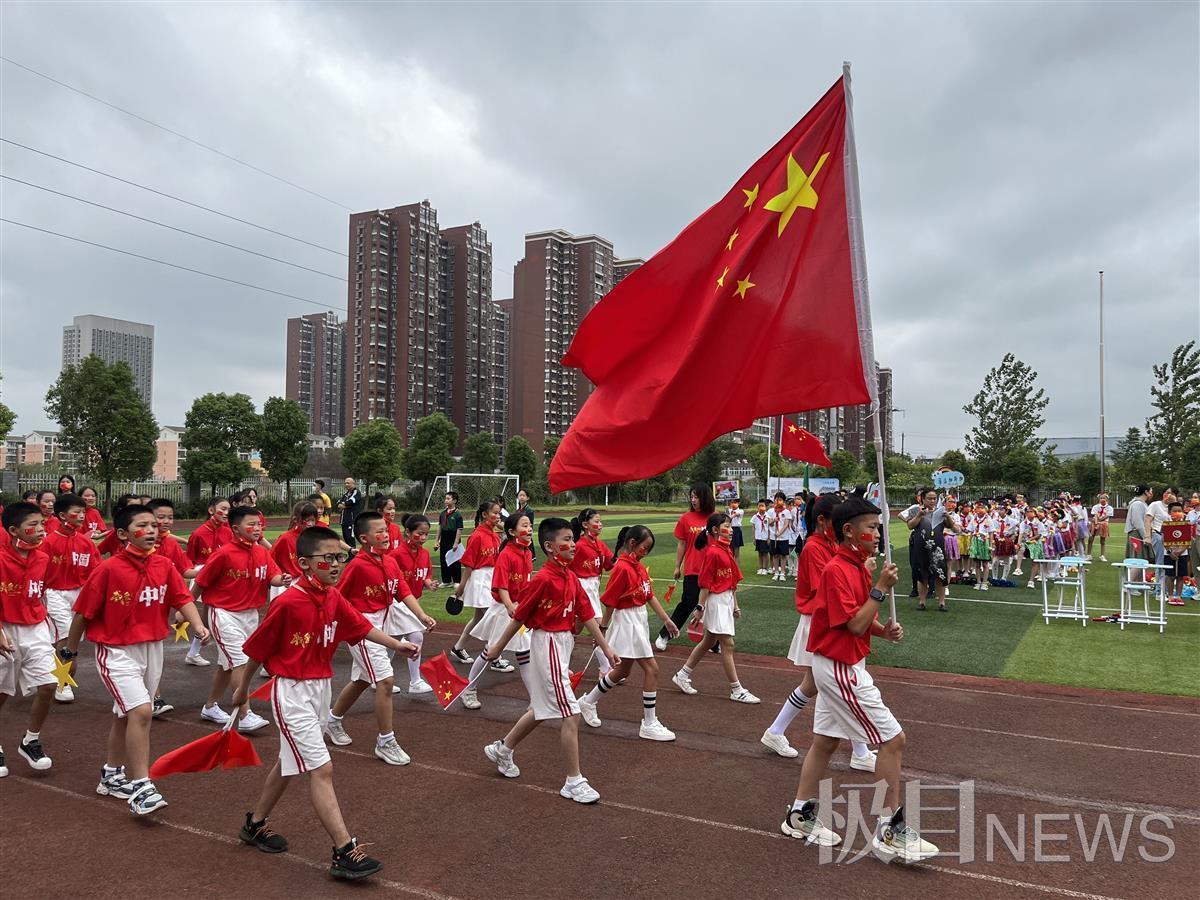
{"left": 899, "top": 719, "right": 1200, "bottom": 759}
{"left": 918, "top": 865, "right": 1122, "bottom": 900}
{"left": 12, "top": 776, "right": 461, "bottom": 900}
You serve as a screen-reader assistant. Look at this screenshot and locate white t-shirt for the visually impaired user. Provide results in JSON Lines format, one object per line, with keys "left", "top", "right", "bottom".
{"left": 766, "top": 507, "right": 793, "bottom": 540}
{"left": 751, "top": 512, "right": 770, "bottom": 541}
{"left": 1146, "top": 501, "right": 1170, "bottom": 534}
{"left": 1091, "top": 503, "right": 1113, "bottom": 521}
{"left": 729, "top": 508, "right": 744, "bottom": 528}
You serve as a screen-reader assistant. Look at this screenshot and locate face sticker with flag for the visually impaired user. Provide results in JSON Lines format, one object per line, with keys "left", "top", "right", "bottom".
{"left": 420, "top": 652, "right": 471, "bottom": 710}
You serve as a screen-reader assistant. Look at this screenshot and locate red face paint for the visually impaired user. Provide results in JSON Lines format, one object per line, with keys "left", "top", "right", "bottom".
{"left": 316, "top": 561, "right": 332, "bottom": 571}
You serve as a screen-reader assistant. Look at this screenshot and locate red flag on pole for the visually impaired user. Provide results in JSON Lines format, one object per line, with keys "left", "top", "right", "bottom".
{"left": 780, "top": 418, "right": 832, "bottom": 468}
{"left": 550, "top": 72, "right": 876, "bottom": 492}
{"left": 687, "top": 618, "right": 705, "bottom": 644}
{"left": 250, "top": 677, "right": 275, "bottom": 701}
{"left": 149, "top": 721, "right": 262, "bottom": 779}
{"left": 420, "top": 652, "right": 470, "bottom": 710}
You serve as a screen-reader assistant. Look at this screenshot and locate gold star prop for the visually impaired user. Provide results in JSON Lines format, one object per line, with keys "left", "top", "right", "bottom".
{"left": 764, "top": 152, "right": 830, "bottom": 236}
{"left": 716, "top": 266, "right": 729, "bottom": 289}
{"left": 726, "top": 229, "right": 740, "bottom": 251}
{"left": 173, "top": 620, "right": 190, "bottom": 642}
{"left": 742, "top": 184, "right": 759, "bottom": 208}
{"left": 52, "top": 655, "right": 78, "bottom": 690}
{"left": 735, "top": 275, "right": 756, "bottom": 299}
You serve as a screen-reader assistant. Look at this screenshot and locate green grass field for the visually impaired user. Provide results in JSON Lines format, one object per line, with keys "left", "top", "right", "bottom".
{"left": 270, "top": 511, "right": 1200, "bottom": 697}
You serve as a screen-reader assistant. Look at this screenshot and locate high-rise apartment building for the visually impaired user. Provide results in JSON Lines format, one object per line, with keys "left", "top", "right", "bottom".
{"left": 439, "top": 222, "right": 495, "bottom": 447}
{"left": 778, "top": 364, "right": 894, "bottom": 464}
{"left": 510, "top": 230, "right": 615, "bottom": 454}
{"left": 492, "top": 299, "right": 512, "bottom": 447}
{"left": 61, "top": 315, "right": 154, "bottom": 406}
{"left": 344, "top": 202, "right": 445, "bottom": 441}
{"left": 613, "top": 257, "right": 646, "bottom": 287}
{"left": 285, "top": 311, "right": 345, "bottom": 437}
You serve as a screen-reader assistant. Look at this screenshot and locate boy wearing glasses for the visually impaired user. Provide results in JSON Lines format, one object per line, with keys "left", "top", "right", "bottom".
{"left": 231, "top": 526, "right": 419, "bottom": 881}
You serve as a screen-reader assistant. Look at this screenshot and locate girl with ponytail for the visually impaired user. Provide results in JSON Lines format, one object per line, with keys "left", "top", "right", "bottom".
{"left": 569, "top": 508, "right": 615, "bottom": 680}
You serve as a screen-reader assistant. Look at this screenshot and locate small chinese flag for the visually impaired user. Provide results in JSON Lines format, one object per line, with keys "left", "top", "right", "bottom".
{"left": 420, "top": 652, "right": 470, "bottom": 710}
{"left": 250, "top": 677, "right": 275, "bottom": 701}
{"left": 150, "top": 722, "right": 262, "bottom": 779}
{"left": 569, "top": 669, "right": 585, "bottom": 691}
{"left": 780, "top": 418, "right": 832, "bottom": 468}
{"left": 662, "top": 582, "right": 676, "bottom": 606}
{"left": 687, "top": 619, "right": 705, "bottom": 644}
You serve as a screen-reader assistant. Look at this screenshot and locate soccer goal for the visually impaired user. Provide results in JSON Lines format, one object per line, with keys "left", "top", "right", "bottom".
{"left": 422, "top": 473, "right": 522, "bottom": 517}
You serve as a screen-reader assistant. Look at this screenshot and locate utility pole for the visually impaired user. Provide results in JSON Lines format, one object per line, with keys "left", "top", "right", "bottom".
{"left": 901, "top": 431, "right": 906, "bottom": 457}
{"left": 1098, "top": 270, "right": 1106, "bottom": 493}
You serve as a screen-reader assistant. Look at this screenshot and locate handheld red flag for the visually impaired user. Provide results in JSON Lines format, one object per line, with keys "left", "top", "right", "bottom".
{"left": 420, "top": 652, "right": 470, "bottom": 710}
{"left": 149, "top": 720, "right": 262, "bottom": 779}
{"left": 687, "top": 619, "right": 705, "bottom": 644}
{"left": 662, "top": 582, "right": 676, "bottom": 606}
{"left": 569, "top": 669, "right": 585, "bottom": 691}
{"left": 780, "top": 418, "right": 832, "bottom": 468}
{"left": 250, "top": 677, "right": 275, "bottom": 701}
{"left": 550, "top": 71, "right": 876, "bottom": 492}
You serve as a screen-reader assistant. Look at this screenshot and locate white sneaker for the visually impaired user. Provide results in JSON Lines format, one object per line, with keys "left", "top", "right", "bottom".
{"left": 374, "top": 738, "right": 411, "bottom": 766}
{"left": 639, "top": 720, "right": 676, "bottom": 741}
{"left": 850, "top": 749, "right": 878, "bottom": 772}
{"left": 578, "top": 700, "right": 601, "bottom": 728}
{"left": 408, "top": 679, "right": 433, "bottom": 695}
{"left": 461, "top": 688, "right": 481, "bottom": 710}
{"left": 238, "top": 711, "right": 270, "bottom": 733}
{"left": 653, "top": 635, "right": 668, "bottom": 652}
{"left": 730, "top": 687, "right": 761, "bottom": 704}
{"left": 760, "top": 729, "right": 799, "bottom": 758}
{"left": 185, "top": 654, "right": 211, "bottom": 667}
{"left": 782, "top": 804, "right": 842, "bottom": 846}
{"left": 1100, "top": 555, "right": 1108, "bottom": 562}
{"left": 484, "top": 740, "right": 519, "bottom": 778}
{"left": 324, "top": 719, "right": 352, "bottom": 746}
{"left": 200, "top": 703, "right": 231, "bottom": 724}
{"left": 756, "top": 568, "right": 767, "bottom": 576}
{"left": 1013, "top": 569, "right": 1023, "bottom": 576}
{"left": 560, "top": 776, "right": 600, "bottom": 804}
{"left": 873, "top": 819, "right": 939, "bottom": 862}
{"left": 55, "top": 684, "right": 75, "bottom": 703}
{"left": 488, "top": 658, "right": 515, "bottom": 674}
{"left": 671, "top": 670, "right": 697, "bottom": 695}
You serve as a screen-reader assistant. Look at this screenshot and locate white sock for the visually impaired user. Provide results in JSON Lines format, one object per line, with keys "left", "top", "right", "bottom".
{"left": 584, "top": 674, "right": 615, "bottom": 705}
{"left": 642, "top": 691, "right": 657, "bottom": 724}
{"left": 328, "top": 712, "right": 343, "bottom": 725}
{"left": 189, "top": 636, "right": 202, "bottom": 655}
{"left": 468, "top": 654, "right": 488, "bottom": 684}
{"left": 377, "top": 731, "right": 394, "bottom": 748}
{"left": 515, "top": 650, "right": 532, "bottom": 694}
{"left": 730, "top": 680, "right": 743, "bottom": 692}
{"left": 592, "top": 645, "right": 610, "bottom": 676}
{"left": 23, "top": 730, "right": 39, "bottom": 743}
{"left": 767, "top": 687, "right": 810, "bottom": 735}
{"left": 851, "top": 740, "right": 870, "bottom": 757}
{"left": 405, "top": 631, "right": 424, "bottom": 683}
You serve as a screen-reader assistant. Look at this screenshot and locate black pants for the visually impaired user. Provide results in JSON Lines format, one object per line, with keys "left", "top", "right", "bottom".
{"left": 342, "top": 521, "right": 357, "bottom": 550}
{"left": 440, "top": 543, "right": 462, "bottom": 584}
{"left": 659, "top": 575, "right": 700, "bottom": 640}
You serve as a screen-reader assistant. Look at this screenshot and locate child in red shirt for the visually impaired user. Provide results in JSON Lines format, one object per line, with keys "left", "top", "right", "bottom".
{"left": 480, "top": 518, "right": 619, "bottom": 804}
{"left": 389, "top": 513, "right": 440, "bottom": 693}
{"left": 324, "top": 512, "right": 434, "bottom": 764}
{"left": 672, "top": 513, "right": 758, "bottom": 703}
{"left": 578, "top": 525, "right": 678, "bottom": 741}
{"left": 785, "top": 497, "right": 938, "bottom": 862}
{"left": 184, "top": 497, "right": 232, "bottom": 666}
{"left": 271, "top": 501, "right": 319, "bottom": 589}
{"left": 146, "top": 499, "right": 197, "bottom": 579}
{"left": 461, "top": 512, "right": 535, "bottom": 709}
{"left": 41, "top": 493, "right": 99, "bottom": 701}
{"left": 655, "top": 484, "right": 716, "bottom": 650}
{"left": 194, "top": 506, "right": 288, "bottom": 731}
{"left": 449, "top": 500, "right": 505, "bottom": 667}
{"left": 569, "top": 507, "right": 615, "bottom": 680}
{"left": 65, "top": 504, "right": 209, "bottom": 816}
{"left": 0, "top": 502, "right": 58, "bottom": 776}
{"left": 375, "top": 495, "right": 403, "bottom": 550}
{"left": 79, "top": 486, "right": 109, "bottom": 540}
{"left": 230, "top": 525, "right": 417, "bottom": 880}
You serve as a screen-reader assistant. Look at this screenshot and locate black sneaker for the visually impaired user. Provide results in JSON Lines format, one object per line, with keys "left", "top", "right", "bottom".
{"left": 330, "top": 838, "right": 382, "bottom": 880}
{"left": 449, "top": 647, "right": 473, "bottom": 665}
{"left": 239, "top": 812, "right": 288, "bottom": 853}
{"left": 152, "top": 696, "right": 174, "bottom": 717}
{"left": 0, "top": 747, "right": 7, "bottom": 778}
{"left": 18, "top": 737, "right": 52, "bottom": 771}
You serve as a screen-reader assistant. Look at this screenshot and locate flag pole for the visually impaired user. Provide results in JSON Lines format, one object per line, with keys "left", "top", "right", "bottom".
{"left": 765, "top": 417, "right": 773, "bottom": 495}
{"left": 870, "top": 403, "right": 897, "bottom": 624}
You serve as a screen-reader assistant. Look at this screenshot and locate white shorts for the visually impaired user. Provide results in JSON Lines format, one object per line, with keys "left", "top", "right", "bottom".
{"left": 528, "top": 629, "right": 579, "bottom": 721}
{"left": 580, "top": 577, "right": 601, "bottom": 613}
{"left": 271, "top": 676, "right": 332, "bottom": 777}
{"left": 463, "top": 567, "right": 494, "bottom": 608}
{"left": 349, "top": 609, "right": 393, "bottom": 685}
{"left": 208, "top": 607, "right": 261, "bottom": 671}
{"left": 387, "top": 599, "right": 423, "bottom": 636}
{"left": 0, "top": 620, "right": 57, "bottom": 697}
{"left": 811, "top": 654, "right": 901, "bottom": 745}
{"left": 469, "top": 601, "right": 530, "bottom": 653}
{"left": 43, "top": 588, "right": 80, "bottom": 642}
{"left": 702, "top": 590, "right": 736, "bottom": 636}
{"left": 95, "top": 641, "right": 164, "bottom": 716}
{"left": 786, "top": 614, "right": 814, "bottom": 667}
{"left": 606, "top": 605, "right": 653, "bottom": 659}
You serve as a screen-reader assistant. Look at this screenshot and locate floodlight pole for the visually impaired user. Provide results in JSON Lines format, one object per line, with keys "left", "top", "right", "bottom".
{"left": 1098, "top": 270, "right": 1106, "bottom": 493}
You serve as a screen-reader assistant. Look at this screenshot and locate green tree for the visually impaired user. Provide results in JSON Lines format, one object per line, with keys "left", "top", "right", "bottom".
{"left": 1001, "top": 446, "right": 1041, "bottom": 492}
{"left": 745, "top": 441, "right": 788, "bottom": 486}
{"left": 1109, "top": 427, "right": 1165, "bottom": 488}
{"left": 1038, "top": 445, "right": 1064, "bottom": 489}
{"left": 461, "top": 431, "right": 500, "bottom": 473}
{"left": 1146, "top": 340, "right": 1200, "bottom": 480}
{"left": 0, "top": 374, "right": 15, "bottom": 444}
{"left": 45, "top": 356, "right": 158, "bottom": 511}
{"left": 687, "top": 439, "right": 733, "bottom": 487}
{"left": 938, "top": 449, "right": 974, "bottom": 483}
{"left": 303, "top": 447, "right": 348, "bottom": 480}
{"left": 259, "top": 397, "right": 310, "bottom": 508}
{"left": 828, "top": 449, "right": 865, "bottom": 489}
{"left": 504, "top": 436, "right": 538, "bottom": 488}
{"left": 1176, "top": 434, "right": 1200, "bottom": 492}
{"left": 963, "top": 354, "right": 1049, "bottom": 480}
{"left": 343, "top": 419, "right": 404, "bottom": 493}
{"left": 401, "top": 413, "right": 458, "bottom": 489}
{"left": 180, "top": 393, "right": 262, "bottom": 495}
{"left": 1069, "top": 455, "right": 1102, "bottom": 500}
{"left": 542, "top": 435, "right": 560, "bottom": 469}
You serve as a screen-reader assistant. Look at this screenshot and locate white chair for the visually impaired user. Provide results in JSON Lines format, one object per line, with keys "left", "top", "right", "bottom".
{"left": 1042, "top": 556, "right": 1088, "bottom": 626}
{"left": 1113, "top": 559, "right": 1167, "bottom": 633}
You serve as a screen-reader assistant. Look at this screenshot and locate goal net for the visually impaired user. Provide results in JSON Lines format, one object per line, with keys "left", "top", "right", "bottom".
{"left": 422, "top": 473, "right": 522, "bottom": 518}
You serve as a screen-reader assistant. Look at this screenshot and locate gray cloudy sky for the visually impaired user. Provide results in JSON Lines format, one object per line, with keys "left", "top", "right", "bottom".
{"left": 1, "top": 1, "right": 1196, "bottom": 457}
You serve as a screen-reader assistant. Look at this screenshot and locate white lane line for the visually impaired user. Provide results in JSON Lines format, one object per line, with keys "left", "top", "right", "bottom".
{"left": 898, "top": 719, "right": 1200, "bottom": 759}
{"left": 12, "top": 776, "right": 461, "bottom": 900}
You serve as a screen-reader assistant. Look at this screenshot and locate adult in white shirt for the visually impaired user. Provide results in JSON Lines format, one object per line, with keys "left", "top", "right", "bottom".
{"left": 1145, "top": 488, "right": 1176, "bottom": 576}
{"left": 1088, "top": 493, "right": 1115, "bottom": 561}
{"left": 1125, "top": 485, "right": 1153, "bottom": 561}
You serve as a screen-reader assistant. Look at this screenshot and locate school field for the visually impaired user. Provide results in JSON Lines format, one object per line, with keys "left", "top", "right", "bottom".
{"left": 266, "top": 511, "right": 1199, "bottom": 698}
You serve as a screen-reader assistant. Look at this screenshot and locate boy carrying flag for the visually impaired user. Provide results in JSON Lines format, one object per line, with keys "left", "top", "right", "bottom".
{"left": 41, "top": 493, "right": 98, "bottom": 702}
{"left": 64, "top": 504, "right": 210, "bottom": 815}
{"left": 230, "top": 526, "right": 419, "bottom": 880}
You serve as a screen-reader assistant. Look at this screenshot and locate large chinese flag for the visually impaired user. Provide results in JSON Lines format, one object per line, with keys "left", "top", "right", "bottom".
{"left": 550, "top": 71, "right": 876, "bottom": 492}
{"left": 780, "top": 418, "right": 832, "bottom": 468}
